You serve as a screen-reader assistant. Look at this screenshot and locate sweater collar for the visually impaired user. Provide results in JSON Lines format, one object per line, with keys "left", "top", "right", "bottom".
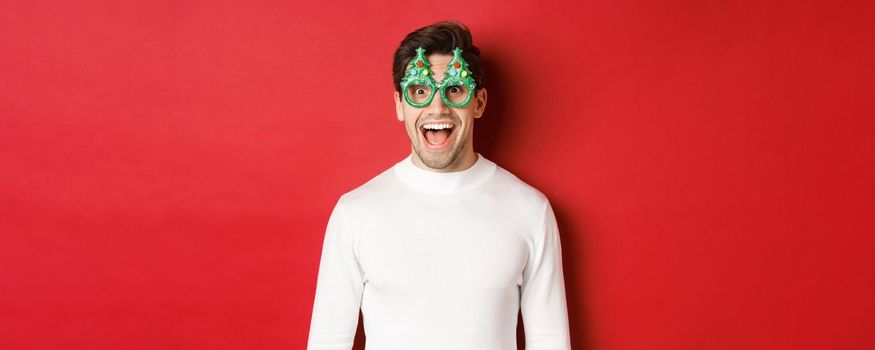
{"left": 392, "top": 152, "right": 497, "bottom": 195}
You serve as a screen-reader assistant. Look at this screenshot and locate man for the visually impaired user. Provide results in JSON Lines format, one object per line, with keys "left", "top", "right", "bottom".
{"left": 306, "top": 20, "right": 571, "bottom": 350}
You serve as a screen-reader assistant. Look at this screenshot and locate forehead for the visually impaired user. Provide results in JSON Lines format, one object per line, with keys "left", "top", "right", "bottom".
{"left": 407, "top": 53, "right": 453, "bottom": 78}
{"left": 407, "top": 53, "right": 453, "bottom": 70}
{"left": 424, "top": 53, "right": 452, "bottom": 67}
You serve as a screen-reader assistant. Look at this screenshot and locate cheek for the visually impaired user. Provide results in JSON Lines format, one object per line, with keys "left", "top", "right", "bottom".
{"left": 402, "top": 110, "right": 421, "bottom": 127}
{"left": 406, "top": 121, "right": 419, "bottom": 138}
{"left": 458, "top": 111, "right": 476, "bottom": 125}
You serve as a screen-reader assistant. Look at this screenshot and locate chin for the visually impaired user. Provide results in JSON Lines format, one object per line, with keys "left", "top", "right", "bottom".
{"left": 415, "top": 144, "right": 459, "bottom": 169}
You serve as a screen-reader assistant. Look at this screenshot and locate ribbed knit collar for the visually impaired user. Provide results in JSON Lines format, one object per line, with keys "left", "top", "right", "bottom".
{"left": 392, "top": 152, "right": 497, "bottom": 195}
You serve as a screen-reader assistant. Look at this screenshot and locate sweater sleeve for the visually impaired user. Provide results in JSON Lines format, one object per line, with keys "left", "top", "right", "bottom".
{"left": 520, "top": 200, "right": 572, "bottom": 349}
{"left": 307, "top": 199, "right": 365, "bottom": 350}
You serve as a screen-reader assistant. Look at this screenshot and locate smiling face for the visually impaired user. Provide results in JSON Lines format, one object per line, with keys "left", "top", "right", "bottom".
{"left": 394, "top": 53, "right": 487, "bottom": 172}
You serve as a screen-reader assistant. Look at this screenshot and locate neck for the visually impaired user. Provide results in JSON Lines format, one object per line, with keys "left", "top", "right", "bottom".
{"left": 393, "top": 150, "right": 497, "bottom": 195}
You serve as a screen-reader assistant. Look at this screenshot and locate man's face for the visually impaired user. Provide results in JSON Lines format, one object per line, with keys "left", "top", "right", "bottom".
{"left": 394, "top": 53, "right": 487, "bottom": 171}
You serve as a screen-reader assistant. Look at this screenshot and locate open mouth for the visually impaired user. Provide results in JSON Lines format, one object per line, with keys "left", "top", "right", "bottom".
{"left": 420, "top": 122, "right": 456, "bottom": 150}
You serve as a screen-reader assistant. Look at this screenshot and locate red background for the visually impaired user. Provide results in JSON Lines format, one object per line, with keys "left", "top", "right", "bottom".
{"left": 2, "top": 1, "right": 873, "bottom": 349}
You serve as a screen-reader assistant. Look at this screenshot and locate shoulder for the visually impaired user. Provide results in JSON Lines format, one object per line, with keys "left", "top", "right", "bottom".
{"left": 489, "top": 163, "right": 551, "bottom": 209}
{"left": 334, "top": 161, "right": 405, "bottom": 215}
{"left": 474, "top": 161, "right": 553, "bottom": 232}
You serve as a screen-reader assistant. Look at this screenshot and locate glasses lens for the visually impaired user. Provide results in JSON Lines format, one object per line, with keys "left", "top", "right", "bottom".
{"left": 443, "top": 84, "right": 471, "bottom": 105}
{"left": 406, "top": 84, "right": 433, "bottom": 105}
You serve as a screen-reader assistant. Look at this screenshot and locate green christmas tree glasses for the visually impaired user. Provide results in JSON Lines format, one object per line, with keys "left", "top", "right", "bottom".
{"left": 400, "top": 47, "right": 477, "bottom": 108}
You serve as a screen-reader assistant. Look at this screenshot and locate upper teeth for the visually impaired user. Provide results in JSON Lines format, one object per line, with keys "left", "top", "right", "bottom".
{"left": 423, "top": 123, "right": 453, "bottom": 130}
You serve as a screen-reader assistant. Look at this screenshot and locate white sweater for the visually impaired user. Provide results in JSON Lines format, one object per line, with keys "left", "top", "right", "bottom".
{"left": 307, "top": 153, "right": 571, "bottom": 350}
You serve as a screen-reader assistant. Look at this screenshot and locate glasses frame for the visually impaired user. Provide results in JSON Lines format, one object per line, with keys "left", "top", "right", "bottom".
{"left": 400, "top": 47, "right": 477, "bottom": 109}
{"left": 403, "top": 78, "right": 475, "bottom": 109}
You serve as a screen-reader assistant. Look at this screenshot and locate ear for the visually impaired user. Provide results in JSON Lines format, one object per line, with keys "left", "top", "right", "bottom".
{"left": 394, "top": 91, "right": 404, "bottom": 122}
{"left": 473, "top": 88, "right": 487, "bottom": 119}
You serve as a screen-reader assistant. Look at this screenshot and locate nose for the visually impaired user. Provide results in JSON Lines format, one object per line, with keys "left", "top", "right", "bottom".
{"left": 425, "top": 90, "right": 450, "bottom": 115}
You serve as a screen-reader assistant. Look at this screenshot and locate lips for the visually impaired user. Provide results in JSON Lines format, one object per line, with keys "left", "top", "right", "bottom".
{"left": 419, "top": 121, "right": 456, "bottom": 150}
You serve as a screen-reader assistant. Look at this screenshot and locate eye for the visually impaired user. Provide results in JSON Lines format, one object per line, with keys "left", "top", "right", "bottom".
{"left": 415, "top": 88, "right": 426, "bottom": 95}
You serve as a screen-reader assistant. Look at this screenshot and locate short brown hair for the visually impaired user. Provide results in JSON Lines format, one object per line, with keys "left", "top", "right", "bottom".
{"left": 392, "top": 20, "right": 484, "bottom": 95}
